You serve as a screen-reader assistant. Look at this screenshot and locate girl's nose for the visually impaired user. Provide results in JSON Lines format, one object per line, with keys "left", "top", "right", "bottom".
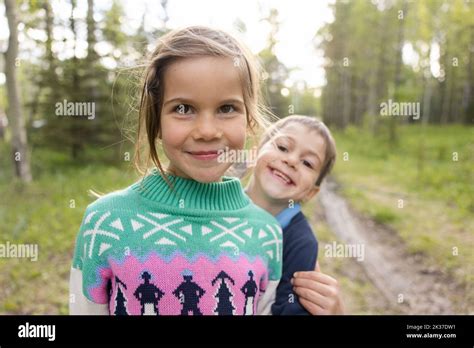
{"left": 283, "top": 152, "right": 299, "bottom": 168}
{"left": 193, "top": 113, "right": 222, "bottom": 140}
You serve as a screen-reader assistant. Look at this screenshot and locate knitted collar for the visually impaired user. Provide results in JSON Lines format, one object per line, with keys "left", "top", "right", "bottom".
{"left": 131, "top": 169, "right": 250, "bottom": 211}
{"left": 275, "top": 203, "right": 301, "bottom": 229}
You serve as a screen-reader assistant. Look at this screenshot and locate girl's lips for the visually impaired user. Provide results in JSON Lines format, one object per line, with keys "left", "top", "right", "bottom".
{"left": 186, "top": 150, "right": 220, "bottom": 161}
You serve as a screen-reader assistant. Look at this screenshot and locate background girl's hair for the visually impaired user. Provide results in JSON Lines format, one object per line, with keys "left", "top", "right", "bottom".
{"left": 258, "top": 115, "right": 337, "bottom": 186}
{"left": 134, "top": 25, "right": 275, "bottom": 178}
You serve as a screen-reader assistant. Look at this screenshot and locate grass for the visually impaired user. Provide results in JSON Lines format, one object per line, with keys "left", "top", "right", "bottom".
{"left": 332, "top": 124, "right": 474, "bottom": 298}
{"left": 0, "top": 145, "right": 138, "bottom": 314}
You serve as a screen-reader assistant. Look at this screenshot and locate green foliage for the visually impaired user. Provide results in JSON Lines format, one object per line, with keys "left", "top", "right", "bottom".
{"left": 0, "top": 148, "right": 138, "bottom": 313}
{"left": 318, "top": 0, "right": 474, "bottom": 129}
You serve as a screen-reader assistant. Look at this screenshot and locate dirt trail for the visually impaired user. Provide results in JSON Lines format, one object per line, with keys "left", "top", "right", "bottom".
{"left": 318, "top": 180, "right": 459, "bottom": 314}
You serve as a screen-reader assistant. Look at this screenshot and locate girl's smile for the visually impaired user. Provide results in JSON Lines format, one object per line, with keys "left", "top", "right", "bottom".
{"left": 266, "top": 165, "right": 296, "bottom": 186}
{"left": 185, "top": 149, "right": 222, "bottom": 161}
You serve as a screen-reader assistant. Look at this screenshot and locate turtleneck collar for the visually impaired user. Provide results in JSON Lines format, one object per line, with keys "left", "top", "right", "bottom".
{"left": 131, "top": 169, "right": 250, "bottom": 211}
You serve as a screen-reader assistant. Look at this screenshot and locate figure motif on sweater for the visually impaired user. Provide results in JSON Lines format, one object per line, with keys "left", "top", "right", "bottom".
{"left": 241, "top": 270, "right": 258, "bottom": 315}
{"left": 134, "top": 271, "right": 165, "bottom": 315}
{"left": 173, "top": 270, "right": 205, "bottom": 316}
{"left": 69, "top": 172, "right": 282, "bottom": 315}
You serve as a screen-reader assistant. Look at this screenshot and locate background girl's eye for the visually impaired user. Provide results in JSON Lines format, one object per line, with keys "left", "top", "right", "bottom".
{"left": 303, "top": 160, "right": 313, "bottom": 168}
{"left": 220, "top": 104, "right": 236, "bottom": 113}
{"left": 277, "top": 144, "right": 287, "bottom": 152}
{"left": 175, "top": 104, "right": 192, "bottom": 114}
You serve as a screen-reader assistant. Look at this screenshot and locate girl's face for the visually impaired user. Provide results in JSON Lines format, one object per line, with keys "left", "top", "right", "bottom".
{"left": 160, "top": 56, "right": 247, "bottom": 183}
{"left": 254, "top": 123, "right": 326, "bottom": 203}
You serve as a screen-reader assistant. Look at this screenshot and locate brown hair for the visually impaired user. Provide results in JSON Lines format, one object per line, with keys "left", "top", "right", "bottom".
{"left": 259, "top": 115, "right": 337, "bottom": 186}
{"left": 134, "top": 25, "right": 273, "bottom": 177}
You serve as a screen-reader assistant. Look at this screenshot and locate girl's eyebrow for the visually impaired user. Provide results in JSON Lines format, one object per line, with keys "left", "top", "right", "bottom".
{"left": 163, "top": 97, "right": 244, "bottom": 106}
{"left": 220, "top": 98, "right": 245, "bottom": 105}
{"left": 163, "top": 97, "right": 194, "bottom": 106}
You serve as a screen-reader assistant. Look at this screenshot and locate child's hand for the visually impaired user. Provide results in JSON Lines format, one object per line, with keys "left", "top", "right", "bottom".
{"left": 291, "top": 262, "right": 345, "bottom": 315}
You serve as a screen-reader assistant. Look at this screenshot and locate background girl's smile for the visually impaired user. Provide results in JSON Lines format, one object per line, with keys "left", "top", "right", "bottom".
{"left": 266, "top": 165, "right": 295, "bottom": 186}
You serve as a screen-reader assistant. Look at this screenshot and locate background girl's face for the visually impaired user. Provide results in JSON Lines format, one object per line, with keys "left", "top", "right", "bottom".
{"left": 254, "top": 123, "right": 325, "bottom": 203}
{"left": 160, "top": 56, "right": 247, "bottom": 183}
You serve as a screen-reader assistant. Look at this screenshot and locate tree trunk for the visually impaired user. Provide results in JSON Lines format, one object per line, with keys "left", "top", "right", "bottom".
{"left": 69, "top": 0, "right": 83, "bottom": 160}
{"left": 422, "top": 77, "right": 433, "bottom": 125}
{"left": 4, "top": 0, "right": 32, "bottom": 182}
{"left": 86, "top": 0, "right": 97, "bottom": 61}
{"left": 440, "top": 38, "right": 451, "bottom": 124}
{"left": 463, "top": 25, "right": 474, "bottom": 123}
{"left": 389, "top": 1, "right": 407, "bottom": 146}
{"left": 341, "top": 69, "right": 351, "bottom": 129}
{"left": 370, "top": 11, "right": 389, "bottom": 136}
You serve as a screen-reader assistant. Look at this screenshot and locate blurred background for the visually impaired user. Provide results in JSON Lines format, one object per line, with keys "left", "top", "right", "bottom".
{"left": 0, "top": 0, "right": 472, "bottom": 314}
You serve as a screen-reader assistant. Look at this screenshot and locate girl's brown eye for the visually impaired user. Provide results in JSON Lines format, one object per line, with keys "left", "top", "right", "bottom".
{"left": 175, "top": 104, "right": 192, "bottom": 114}
{"left": 303, "top": 160, "right": 313, "bottom": 169}
{"left": 277, "top": 144, "right": 287, "bottom": 152}
{"left": 220, "top": 104, "right": 236, "bottom": 113}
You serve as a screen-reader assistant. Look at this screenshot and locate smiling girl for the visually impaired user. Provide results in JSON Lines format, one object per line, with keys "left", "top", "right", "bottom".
{"left": 69, "top": 26, "right": 282, "bottom": 315}
{"left": 246, "top": 115, "right": 344, "bottom": 315}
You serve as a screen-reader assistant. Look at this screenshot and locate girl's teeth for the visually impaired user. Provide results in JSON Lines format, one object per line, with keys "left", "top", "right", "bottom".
{"left": 272, "top": 169, "right": 290, "bottom": 184}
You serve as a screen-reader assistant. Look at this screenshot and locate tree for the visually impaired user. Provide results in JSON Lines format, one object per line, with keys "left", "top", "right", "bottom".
{"left": 317, "top": 0, "right": 473, "bottom": 129}
{"left": 4, "top": 0, "right": 32, "bottom": 182}
{"left": 258, "top": 8, "right": 291, "bottom": 118}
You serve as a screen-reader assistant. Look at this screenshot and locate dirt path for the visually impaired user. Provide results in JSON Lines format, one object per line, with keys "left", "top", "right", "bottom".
{"left": 318, "top": 179, "right": 461, "bottom": 314}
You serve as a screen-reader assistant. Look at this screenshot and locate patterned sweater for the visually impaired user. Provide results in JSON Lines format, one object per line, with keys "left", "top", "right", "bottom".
{"left": 69, "top": 171, "right": 282, "bottom": 315}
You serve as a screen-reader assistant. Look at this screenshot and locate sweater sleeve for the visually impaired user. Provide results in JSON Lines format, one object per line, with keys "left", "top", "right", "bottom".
{"left": 256, "top": 223, "right": 283, "bottom": 315}
{"left": 69, "top": 208, "right": 110, "bottom": 315}
{"left": 69, "top": 268, "right": 109, "bottom": 315}
{"left": 256, "top": 279, "right": 280, "bottom": 315}
{"left": 271, "top": 222, "right": 318, "bottom": 315}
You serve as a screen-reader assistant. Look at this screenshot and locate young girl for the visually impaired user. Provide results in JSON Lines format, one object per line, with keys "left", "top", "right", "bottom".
{"left": 246, "top": 115, "right": 344, "bottom": 315}
{"left": 69, "top": 26, "right": 282, "bottom": 315}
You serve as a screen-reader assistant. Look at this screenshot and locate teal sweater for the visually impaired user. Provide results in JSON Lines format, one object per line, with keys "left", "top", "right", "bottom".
{"left": 69, "top": 171, "right": 282, "bottom": 315}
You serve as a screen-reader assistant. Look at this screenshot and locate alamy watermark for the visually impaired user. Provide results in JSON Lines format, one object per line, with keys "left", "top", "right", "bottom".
{"left": 55, "top": 99, "right": 95, "bottom": 120}
{"left": 324, "top": 241, "right": 365, "bottom": 262}
{"left": 217, "top": 146, "right": 258, "bottom": 165}
{"left": 18, "top": 322, "right": 55, "bottom": 341}
{"left": 380, "top": 99, "right": 420, "bottom": 120}
{"left": 0, "top": 241, "right": 38, "bottom": 262}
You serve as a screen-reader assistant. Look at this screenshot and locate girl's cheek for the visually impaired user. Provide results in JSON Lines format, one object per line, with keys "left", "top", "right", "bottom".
{"left": 228, "top": 119, "right": 247, "bottom": 148}
{"left": 161, "top": 134, "right": 180, "bottom": 149}
{"left": 256, "top": 151, "right": 274, "bottom": 170}
{"left": 161, "top": 119, "right": 190, "bottom": 145}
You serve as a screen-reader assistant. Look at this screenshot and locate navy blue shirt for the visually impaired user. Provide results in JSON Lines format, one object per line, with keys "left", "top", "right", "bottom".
{"left": 271, "top": 207, "right": 318, "bottom": 315}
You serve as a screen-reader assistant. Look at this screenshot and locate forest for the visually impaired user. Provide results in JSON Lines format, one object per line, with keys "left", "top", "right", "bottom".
{"left": 0, "top": 0, "right": 472, "bottom": 315}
